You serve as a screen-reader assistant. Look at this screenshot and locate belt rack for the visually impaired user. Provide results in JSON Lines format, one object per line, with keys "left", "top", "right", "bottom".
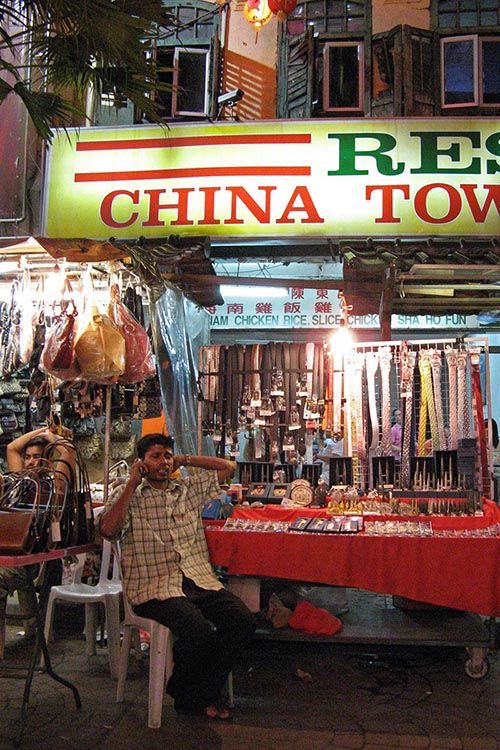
{"left": 198, "top": 338, "right": 493, "bottom": 498}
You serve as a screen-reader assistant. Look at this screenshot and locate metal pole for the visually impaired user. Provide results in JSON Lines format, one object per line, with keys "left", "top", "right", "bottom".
{"left": 102, "top": 384, "right": 112, "bottom": 503}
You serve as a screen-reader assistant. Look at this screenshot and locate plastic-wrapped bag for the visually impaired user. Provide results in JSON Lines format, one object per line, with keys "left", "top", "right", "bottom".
{"left": 41, "top": 299, "right": 80, "bottom": 380}
{"left": 2, "top": 282, "right": 22, "bottom": 377}
{"left": 19, "top": 270, "right": 34, "bottom": 366}
{"left": 108, "top": 284, "right": 155, "bottom": 384}
{"left": 75, "top": 302, "right": 125, "bottom": 383}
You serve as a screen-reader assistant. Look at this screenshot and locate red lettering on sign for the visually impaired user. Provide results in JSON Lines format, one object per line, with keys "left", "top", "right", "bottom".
{"left": 365, "top": 185, "right": 410, "bottom": 223}
{"left": 256, "top": 302, "right": 273, "bottom": 313}
{"left": 142, "top": 188, "right": 194, "bottom": 226}
{"left": 100, "top": 189, "right": 139, "bottom": 228}
{"left": 225, "top": 186, "right": 276, "bottom": 225}
{"left": 414, "top": 183, "right": 461, "bottom": 224}
{"left": 276, "top": 187, "right": 325, "bottom": 224}
{"left": 460, "top": 184, "right": 500, "bottom": 223}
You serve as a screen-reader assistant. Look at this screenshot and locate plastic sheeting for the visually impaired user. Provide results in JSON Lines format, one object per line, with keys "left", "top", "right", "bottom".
{"left": 152, "top": 285, "right": 211, "bottom": 455}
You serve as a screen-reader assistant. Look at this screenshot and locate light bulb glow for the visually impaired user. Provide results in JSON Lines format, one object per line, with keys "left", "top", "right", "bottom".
{"left": 329, "top": 324, "right": 353, "bottom": 355}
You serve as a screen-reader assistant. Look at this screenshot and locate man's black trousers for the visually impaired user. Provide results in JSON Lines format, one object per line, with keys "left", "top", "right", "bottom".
{"left": 134, "top": 578, "right": 256, "bottom": 711}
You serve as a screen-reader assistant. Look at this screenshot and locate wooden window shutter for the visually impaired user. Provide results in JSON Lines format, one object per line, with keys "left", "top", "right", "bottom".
{"left": 277, "top": 27, "right": 314, "bottom": 119}
{"left": 402, "top": 25, "right": 436, "bottom": 115}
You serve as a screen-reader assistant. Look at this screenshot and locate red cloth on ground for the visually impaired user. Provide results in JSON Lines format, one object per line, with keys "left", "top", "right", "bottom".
{"left": 288, "top": 600, "right": 343, "bottom": 636}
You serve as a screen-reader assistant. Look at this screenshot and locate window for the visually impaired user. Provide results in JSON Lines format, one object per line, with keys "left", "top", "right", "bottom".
{"left": 173, "top": 47, "right": 209, "bottom": 116}
{"left": 481, "top": 37, "right": 500, "bottom": 103}
{"left": 287, "top": 0, "right": 366, "bottom": 36}
{"left": 279, "top": 0, "right": 368, "bottom": 117}
{"left": 156, "top": 46, "right": 210, "bottom": 117}
{"left": 323, "top": 41, "right": 364, "bottom": 111}
{"left": 437, "top": 0, "right": 500, "bottom": 30}
{"left": 441, "top": 34, "right": 500, "bottom": 106}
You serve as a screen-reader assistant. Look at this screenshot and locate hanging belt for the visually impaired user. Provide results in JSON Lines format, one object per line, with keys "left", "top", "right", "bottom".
{"left": 317, "top": 342, "right": 324, "bottom": 407}
{"left": 275, "top": 344, "right": 285, "bottom": 454}
{"left": 305, "top": 342, "right": 314, "bottom": 400}
{"left": 430, "top": 348, "right": 446, "bottom": 449}
{"left": 343, "top": 350, "right": 357, "bottom": 460}
{"left": 251, "top": 344, "right": 261, "bottom": 405}
{"left": 418, "top": 351, "right": 439, "bottom": 455}
{"left": 379, "top": 346, "right": 392, "bottom": 456}
{"left": 261, "top": 343, "right": 271, "bottom": 394}
{"left": 230, "top": 345, "right": 242, "bottom": 433}
{"left": 217, "top": 346, "right": 228, "bottom": 456}
{"left": 456, "top": 351, "right": 470, "bottom": 439}
{"left": 365, "top": 351, "right": 379, "bottom": 453}
{"left": 332, "top": 347, "right": 343, "bottom": 437}
{"left": 323, "top": 349, "right": 333, "bottom": 432}
{"left": 469, "top": 347, "right": 490, "bottom": 497}
{"left": 353, "top": 351, "right": 366, "bottom": 486}
{"left": 289, "top": 343, "right": 302, "bottom": 439}
{"left": 283, "top": 343, "right": 292, "bottom": 426}
{"left": 445, "top": 346, "right": 458, "bottom": 449}
{"left": 226, "top": 345, "right": 234, "bottom": 433}
{"left": 400, "top": 346, "right": 416, "bottom": 488}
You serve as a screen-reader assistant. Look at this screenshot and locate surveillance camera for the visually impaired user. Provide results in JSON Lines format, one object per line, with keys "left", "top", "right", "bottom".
{"left": 217, "top": 89, "right": 244, "bottom": 106}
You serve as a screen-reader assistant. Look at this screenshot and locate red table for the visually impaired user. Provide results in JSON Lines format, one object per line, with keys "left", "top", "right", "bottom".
{"left": 0, "top": 544, "right": 95, "bottom": 746}
{"left": 205, "top": 502, "right": 500, "bottom": 617}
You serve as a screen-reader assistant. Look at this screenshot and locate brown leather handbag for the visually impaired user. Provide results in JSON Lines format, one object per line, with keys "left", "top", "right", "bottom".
{"left": 0, "top": 474, "right": 46, "bottom": 555}
{"left": 0, "top": 509, "right": 35, "bottom": 555}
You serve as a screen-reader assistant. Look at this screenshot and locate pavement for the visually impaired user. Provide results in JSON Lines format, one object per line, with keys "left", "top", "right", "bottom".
{"left": 0, "top": 595, "right": 499, "bottom": 750}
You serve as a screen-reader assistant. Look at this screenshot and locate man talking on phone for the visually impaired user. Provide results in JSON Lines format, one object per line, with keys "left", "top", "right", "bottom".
{"left": 100, "top": 434, "right": 255, "bottom": 720}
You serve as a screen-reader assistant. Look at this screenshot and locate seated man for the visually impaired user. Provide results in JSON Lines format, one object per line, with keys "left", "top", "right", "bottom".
{"left": 100, "top": 433, "right": 255, "bottom": 720}
{"left": 0, "top": 424, "right": 75, "bottom": 634}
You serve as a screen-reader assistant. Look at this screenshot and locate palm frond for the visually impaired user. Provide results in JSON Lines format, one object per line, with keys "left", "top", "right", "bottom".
{"left": 12, "top": 80, "right": 80, "bottom": 141}
{"left": 1, "top": 0, "right": 178, "bottom": 139}
{"left": 0, "top": 76, "right": 13, "bottom": 103}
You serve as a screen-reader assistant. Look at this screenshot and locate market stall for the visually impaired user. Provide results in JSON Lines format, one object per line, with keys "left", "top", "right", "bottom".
{"left": 198, "top": 331, "right": 498, "bottom": 678}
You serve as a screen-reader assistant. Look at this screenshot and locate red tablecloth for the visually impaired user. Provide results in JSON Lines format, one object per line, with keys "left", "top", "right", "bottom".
{"left": 231, "top": 499, "right": 500, "bottom": 530}
{"left": 205, "top": 501, "right": 500, "bottom": 617}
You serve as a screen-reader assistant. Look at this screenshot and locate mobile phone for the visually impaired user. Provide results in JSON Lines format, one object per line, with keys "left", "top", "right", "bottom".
{"left": 139, "top": 465, "right": 147, "bottom": 477}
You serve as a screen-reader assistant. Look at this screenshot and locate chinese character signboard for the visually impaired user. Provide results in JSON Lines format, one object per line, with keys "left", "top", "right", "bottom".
{"left": 208, "top": 289, "right": 478, "bottom": 330}
{"left": 43, "top": 119, "right": 499, "bottom": 240}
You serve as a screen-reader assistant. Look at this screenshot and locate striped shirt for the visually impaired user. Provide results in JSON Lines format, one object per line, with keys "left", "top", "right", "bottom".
{"left": 105, "top": 469, "right": 223, "bottom": 605}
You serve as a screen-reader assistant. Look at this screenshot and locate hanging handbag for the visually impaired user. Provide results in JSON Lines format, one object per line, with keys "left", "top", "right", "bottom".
{"left": 75, "top": 301, "right": 125, "bottom": 383}
{"left": 3, "top": 282, "right": 23, "bottom": 377}
{"left": 137, "top": 379, "right": 163, "bottom": 419}
{"left": 109, "top": 435, "right": 137, "bottom": 460}
{"left": 108, "top": 417, "right": 132, "bottom": 440}
{"left": 18, "top": 269, "right": 34, "bottom": 367}
{"left": 0, "top": 474, "right": 49, "bottom": 554}
{"left": 76, "top": 433, "right": 103, "bottom": 461}
{"left": 108, "top": 284, "right": 155, "bottom": 384}
{"left": 0, "top": 509, "right": 35, "bottom": 555}
{"left": 41, "top": 279, "right": 80, "bottom": 380}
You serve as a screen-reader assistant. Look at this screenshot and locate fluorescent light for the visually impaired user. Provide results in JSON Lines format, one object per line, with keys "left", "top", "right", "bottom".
{"left": 220, "top": 285, "right": 288, "bottom": 298}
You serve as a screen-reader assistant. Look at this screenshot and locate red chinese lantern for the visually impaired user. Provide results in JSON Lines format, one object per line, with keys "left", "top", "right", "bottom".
{"left": 268, "top": 0, "right": 297, "bottom": 20}
{"left": 244, "top": 0, "right": 273, "bottom": 28}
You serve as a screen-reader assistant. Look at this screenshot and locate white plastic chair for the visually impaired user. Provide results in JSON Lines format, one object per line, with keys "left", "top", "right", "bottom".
{"left": 43, "top": 534, "right": 122, "bottom": 678}
{"left": 114, "top": 544, "right": 234, "bottom": 729}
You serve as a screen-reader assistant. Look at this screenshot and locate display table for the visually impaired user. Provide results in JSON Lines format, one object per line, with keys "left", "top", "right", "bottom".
{"left": 205, "top": 502, "right": 500, "bottom": 678}
{"left": 0, "top": 544, "right": 95, "bottom": 746}
{"left": 205, "top": 502, "right": 500, "bottom": 616}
